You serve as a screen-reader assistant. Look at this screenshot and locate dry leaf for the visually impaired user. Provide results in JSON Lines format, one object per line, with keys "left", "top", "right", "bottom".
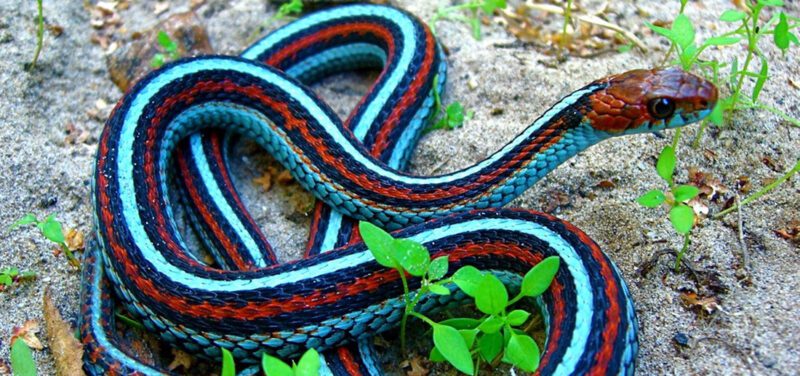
{"left": 790, "top": 78, "right": 800, "bottom": 90}
{"left": 735, "top": 175, "right": 751, "bottom": 194}
{"left": 595, "top": 180, "right": 616, "bottom": 189}
{"left": 153, "top": 2, "right": 170, "bottom": 15}
{"left": 253, "top": 173, "right": 273, "bottom": 192}
{"left": 407, "top": 355, "right": 429, "bottom": 376}
{"left": 11, "top": 320, "right": 44, "bottom": 350}
{"left": 774, "top": 221, "right": 800, "bottom": 242}
{"left": 0, "top": 361, "right": 10, "bottom": 374}
{"left": 64, "top": 228, "right": 85, "bottom": 252}
{"left": 680, "top": 292, "right": 720, "bottom": 315}
{"left": 43, "top": 289, "right": 85, "bottom": 375}
{"left": 277, "top": 170, "right": 295, "bottom": 185}
{"left": 167, "top": 348, "right": 193, "bottom": 371}
{"left": 761, "top": 155, "right": 781, "bottom": 172}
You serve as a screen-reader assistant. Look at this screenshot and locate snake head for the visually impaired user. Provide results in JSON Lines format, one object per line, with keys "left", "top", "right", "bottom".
{"left": 584, "top": 67, "right": 718, "bottom": 135}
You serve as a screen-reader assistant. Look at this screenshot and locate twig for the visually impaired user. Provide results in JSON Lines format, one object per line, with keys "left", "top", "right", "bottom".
{"left": 519, "top": 2, "right": 648, "bottom": 51}
{"left": 29, "top": 0, "right": 44, "bottom": 70}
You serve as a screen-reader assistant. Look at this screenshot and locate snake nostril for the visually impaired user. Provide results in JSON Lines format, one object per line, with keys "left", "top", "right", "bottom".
{"left": 699, "top": 99, "right": 708, "bottom": 109}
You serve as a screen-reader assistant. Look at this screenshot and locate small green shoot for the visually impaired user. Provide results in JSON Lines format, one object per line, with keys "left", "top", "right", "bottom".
{"left": 10, "top": 337, "right": 37, "bottom": 376}
{"left": 221, "top": 347, "right": 235, "bottom": 376}
{"left": 637, "top": 146, "right": 700, "bottom": 271}
{"left": 150, "top": 31, "right": 181, "bottom": 68}
{"left": 262, "top": 348, "right": 320, "bottom": 376}
{"left": 28, "top": 0, "right": 44, "bottom": 70}
{"left": 360, "top": 221, "right": 559, "bottom": 374}
{"left": 8, "top": 213, "right": 79, "bottom": 268}
{"left": 0, "top": 268, "right": 36, "bottom": 292}
{"left": 715, "top": 159, "right": 800, "bottom": 219}
{"left": 429, "top": 0, "right": 506, "bottom": 40}
{"left": 247, "top": 0, "right": 304, "bottom": 43}
{"left": 425, "top": 75, "right": 473, "bottom": 133}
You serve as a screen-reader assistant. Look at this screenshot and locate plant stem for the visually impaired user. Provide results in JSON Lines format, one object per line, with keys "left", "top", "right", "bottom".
{"left": 408, "top": 311, "right": 436, "bottom": 326}
{"left": 714, "top": 159, "right": 800, "bottom": 219}
{"left": 398, "top": 269, "right": 411, "bottom": 354}
{"left": 559, "top": 0, "right": 574, "bottom": 58}
{"left": 674, "top": 233, "right": 690, "bottom": 272}
{"left": 29, "top": 0, "right": 44, "bottom": 70}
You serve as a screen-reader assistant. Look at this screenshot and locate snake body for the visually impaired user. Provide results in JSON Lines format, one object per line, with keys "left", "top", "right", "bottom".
{"left": 80, "top": 4, "right": 717, "bottom": 375}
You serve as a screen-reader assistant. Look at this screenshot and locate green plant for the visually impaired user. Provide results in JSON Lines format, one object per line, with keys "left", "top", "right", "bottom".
{"left": 262, "top": 348, "right": 320, "bottom": 376}
{"left": 0, "top": 268, "right": 36, "bottom": 292}
{"left": 714, "top": 159, "right": 800, "bottom": 218}
{"left": 220, "top": 347, "right": 235, "bottom": 376}
{"left": 28, "top": 0, "right": 44, "bottom": 70}
{"left": 9, "top": 213, "right": 79, "bottom": 268}
{"left": 10, "top": 337, "right": 37, "bottom": 376}
{"left": 429, "top": 0, "right": 506, "bottom": 40}
{"left": 150, "top": 31, "right": 181, "bottom": 68}
{"left": 646, "top": 0, "right": 800, "bottom": 140}
{"left": 425, "top": 75, "right": 473, "bottom": 133}
{"left": 247, "top": 0, "right": 304, "bottom": 43}
{"left": 637, "top": 146, "right": 699, "bottom": 271}
{"left": 359, "top": 221, "right": 560, "bottom": 374}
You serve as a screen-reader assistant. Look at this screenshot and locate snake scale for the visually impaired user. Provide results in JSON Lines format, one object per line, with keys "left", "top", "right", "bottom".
{"left": 79, "top": 4, "right": 717, "bottom": 375}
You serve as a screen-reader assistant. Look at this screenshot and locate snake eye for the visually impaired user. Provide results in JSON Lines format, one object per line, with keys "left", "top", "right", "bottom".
{"left": 648, "top": 98, "right": 675, "bottom": 119}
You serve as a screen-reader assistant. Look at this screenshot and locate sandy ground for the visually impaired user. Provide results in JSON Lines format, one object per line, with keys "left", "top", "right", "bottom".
{"left": 0, "top": 0, "right": 798, "bottom": 375}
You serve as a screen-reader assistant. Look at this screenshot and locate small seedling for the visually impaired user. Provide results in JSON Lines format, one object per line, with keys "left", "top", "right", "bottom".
{"left": 429, "top": 0, "right": 506, "bottom": 40}
{"left": 637, "top": 146, "right": 699, "bottom": 271}
{"left": 28, "top": 0, "right": 45, "bottom": 70}
{"left": 246, "top": 0, "right": 304, "bottom": 43}
{"left": 0, "top": 268, "right": 36, "bottom": 292}
{"left": 10, "top": 337, "right": 37, "bottom": 376}
{"left": 715, "top": 159, "right": 800, "bottom": 219}
{"left": 8, "top": 213, "right": 80, "bottom": 268}
{"left": 150, "top": 31, "right": 180, "bottom": 68}
{"left": 425, "top": 75, "right": 473, "bottom": 133}
{"left": 262, "top": 348, "right": 320, "bottom": 376}
{"left": 360, "top": 221, "right": 559, "bottom": 374}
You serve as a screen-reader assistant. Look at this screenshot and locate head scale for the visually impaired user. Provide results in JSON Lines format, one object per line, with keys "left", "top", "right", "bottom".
{"left": 583, "top": 67, "right": 717, "bottom": 135}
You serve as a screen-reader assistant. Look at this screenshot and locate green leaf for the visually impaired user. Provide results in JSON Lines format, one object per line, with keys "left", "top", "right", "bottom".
{"left": 503, "top": 334, "right": 540, "bottom": 372}
{"left": 295, "top": 348, "right": 320, "bottom": 376}
{"left": 262, "top": 353, "right": 294, "bottom": 376}
{"left": 752, "top": 55, "right": 769, "bottom": 102}
{"left": 439, "top": 318, "right": 482, "bottom": 330}
{"left": 428, "top": 256, "right": 449, "bottom": 280}
{"left": 758, "top": 0, "right": 783, "bottom": 6}
{"left": 637, "top": 190, "right": 666, "bottom": 208}
{"left": 477, "top": 316, "right": 504, "bottom": 334}
{"left": 429, "top": 347, "right": 445, "bottom": 362}
{"left": 669, "top": 204, "right": 695, "bottom": 234}
{"left": 679, "top": 43, "right": 698, "bottom": 70}
{"left": 392, "top": 239, "right": 430, "bottom": 277}
{"left": 432, "top": 323, "right": 474, "bottom": 375}
{"left": 645, "top": 22, "right": 673, "bottom": 40}
{"left": 507, "top": 310, "right": 531, "bottom": 326}
{"left": 475, "top": 273, "right": 508, "bottom": 315}
{"left": 520, "top": 256, "right": 560, "bottom": 298}
{"left": 452, "top": 266, "right": 483, "bottom": 297}
{"left": 671, "top": 14, "right": 695, "bottom": 50}
{"left": 37, "top": 214, "right": 64, "bottom": 244}
{"left": 0, "top": 274, "right": 12, "bottom": 286}
{"left": 720, "top": 10, "right": 747, "bottom": 22}
{"left": 709, "top": 96, "right": 733, "bottom": 125}
{"left": 150, "top": 54, "right": 166, "bottom": 68}
{"left": 672, "top": 185, "right": 700, "bottom": 202}
{"left": 429, "top": 284, "right": 451, "bottom": 295}
{"left": 8, "top": 214, "right": 37, "bottom": 232}
{"left": 445, "top": 102, "right": 465, "bottom": 128}
{"left": 221, "top": 348, "right": 235, "bottom": 376}
{"left": 359, "top": 222, "right": 398, "bottom": 269}
{"left": 6, "top": 267, "right": 19, "bottom": 278}
{"left": 478, "top": 332, "right": 504, "bottom": 362}
{"left": 481, "top": 0, "right": 506, "bottom": 14}
{"left": 10, "top": 339, "right": 37, "bottom": 376}
{"left": 156, "top": 31, "right": 177, "bottom": 52}
{"left": 459, "top": 329, "right": 479, "bottom": 348}
{"left": 703, "top": 36, "right": 741, "bottom": 47}
{"left": 656, "top": 146, "right": 676, "bottom": 184}
{"left": 469, "top": 17, "right": 481, "bottom": 40}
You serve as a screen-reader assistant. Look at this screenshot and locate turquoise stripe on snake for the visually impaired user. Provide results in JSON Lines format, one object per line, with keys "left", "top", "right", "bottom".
{"left": 81, "top": 3, "right": 718, "bottom": 375}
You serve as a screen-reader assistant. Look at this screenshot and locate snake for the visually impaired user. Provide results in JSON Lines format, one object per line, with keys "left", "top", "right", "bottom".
{"left": 78, "top": 4, "right": 718, "bottom": 376}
